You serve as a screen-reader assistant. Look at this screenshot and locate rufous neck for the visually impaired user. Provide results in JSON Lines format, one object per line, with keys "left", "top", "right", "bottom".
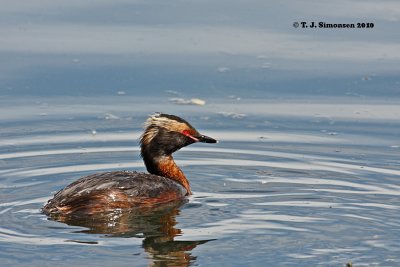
{"left": 144, "top": 155, "right": 191, "bottom": 195}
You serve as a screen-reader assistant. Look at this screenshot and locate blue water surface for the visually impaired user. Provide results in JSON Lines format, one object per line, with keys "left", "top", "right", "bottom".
{"left": 1, "top": 1, "right": 400, "bottom": 266}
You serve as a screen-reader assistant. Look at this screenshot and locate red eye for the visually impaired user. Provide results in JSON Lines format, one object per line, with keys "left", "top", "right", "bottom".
{"left": 182, "top": 130, "right": 199, "bottom": 142}
{"left": 182, "top": 130, "right": 191, "bottom": 136}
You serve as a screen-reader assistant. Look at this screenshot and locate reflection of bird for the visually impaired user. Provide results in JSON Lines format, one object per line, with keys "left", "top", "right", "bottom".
{"left": 58, "top": 201, "right": 212, "bottom": 267}
{"left": 43, "top": 113, "right": 217, "bottom": 217}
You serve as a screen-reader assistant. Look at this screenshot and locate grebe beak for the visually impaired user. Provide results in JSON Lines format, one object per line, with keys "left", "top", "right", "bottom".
{"left": 197, "top": 134, "right": 217, "bottom": 143}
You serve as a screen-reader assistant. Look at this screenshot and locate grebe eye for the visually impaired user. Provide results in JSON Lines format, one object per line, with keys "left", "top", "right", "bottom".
{"left": 182, "top": 130, "right": 191, "bottom": 136}
{"left": 182, "top": 129, "right": 200, "bottom": 142}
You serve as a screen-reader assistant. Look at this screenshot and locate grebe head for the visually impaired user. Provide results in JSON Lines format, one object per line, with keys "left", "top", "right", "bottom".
{"left": 140, "top": 113, "right": 216, "bottom": 158}
{"left": 140, "top": 113, "right": 216, "bottom": 184}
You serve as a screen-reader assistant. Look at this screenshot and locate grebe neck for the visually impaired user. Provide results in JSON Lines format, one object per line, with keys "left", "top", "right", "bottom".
{"left": 143, "top": 154, "right": 191, "bottom": 195}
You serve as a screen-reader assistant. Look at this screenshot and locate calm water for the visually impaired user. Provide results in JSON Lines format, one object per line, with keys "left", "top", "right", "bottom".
{"left": 1, "top": 1, "right": 400, "bottom": 266}
{"left": 0, "top": 96, "right": 399, "bottom": 266}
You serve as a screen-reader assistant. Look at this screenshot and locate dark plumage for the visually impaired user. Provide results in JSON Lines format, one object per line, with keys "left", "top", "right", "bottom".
{"left": 42, "top": 113, "right": 217, "bottom": 217}
{"left": 43, "top": 171, "right": 186, "bottom": 216}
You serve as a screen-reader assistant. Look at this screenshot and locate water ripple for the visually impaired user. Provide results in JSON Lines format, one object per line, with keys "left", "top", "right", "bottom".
{"left": 180, "top": 209, "right": 321, "bottom": 240}
{"left": 228, "top": 177, "right": 400, "bottom": 196}
{"left": 1, "top": 123, "right": 399, "bottom": 266}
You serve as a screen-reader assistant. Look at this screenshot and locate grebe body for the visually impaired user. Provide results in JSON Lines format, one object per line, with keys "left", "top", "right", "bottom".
{"left": 43, "top": 113, "right": 216, "bottom": 216}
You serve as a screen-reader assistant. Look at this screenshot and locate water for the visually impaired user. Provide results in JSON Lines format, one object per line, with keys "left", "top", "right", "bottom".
{"left": 0, "top": 95, "right": 399, "bottom": 266}
{"left": 2, "top": 1, "right": 400, "bottom": 266}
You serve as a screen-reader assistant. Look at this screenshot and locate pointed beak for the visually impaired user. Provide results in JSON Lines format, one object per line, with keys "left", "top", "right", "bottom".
{"left": 197, "top": 134, "right": 217, "bottom": 143}
{"left": 182, "top": 130, "right": 217, "bottom": 143}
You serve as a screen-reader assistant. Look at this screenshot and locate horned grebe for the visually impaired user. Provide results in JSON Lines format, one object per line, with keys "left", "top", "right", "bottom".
{"left": 42, "top": 113, "right": 217, "bottom": 216}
